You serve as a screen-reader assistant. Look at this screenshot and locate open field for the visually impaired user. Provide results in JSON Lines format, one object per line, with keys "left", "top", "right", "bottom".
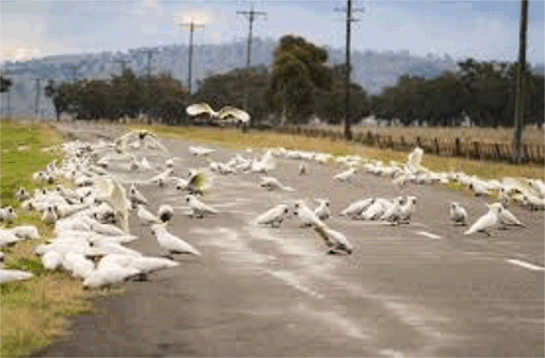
{"left": 317, "top": 124, "right": 545, "bottom": 146}
{"left": 0, "top": 120, "right": 95, "bottom": 357}
{"left": 121, "top": 123, "right": 544, "bottom": 180}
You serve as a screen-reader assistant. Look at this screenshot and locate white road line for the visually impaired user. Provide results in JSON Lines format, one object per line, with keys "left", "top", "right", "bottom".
{"left": 416, "top": 231, "right": 442, "bottom": 239}
{"left": 506, "top": 259, "right": 545, "bottom": 272}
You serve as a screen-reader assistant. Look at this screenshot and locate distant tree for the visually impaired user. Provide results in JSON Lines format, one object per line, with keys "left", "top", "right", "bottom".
{"left": 0, "top": 76, "right": 12, "bottom": 93}
{"left": 44, "top": 79, "right": 70, "bottom": 121}
{"left": 191, "top": 65, "right": 270, "bottom": 126}
{"left": 315, "top": 64, "right": 368, "bottom": 124}
{"left": 269, "top": 34, "right": 333, "bottom": 123}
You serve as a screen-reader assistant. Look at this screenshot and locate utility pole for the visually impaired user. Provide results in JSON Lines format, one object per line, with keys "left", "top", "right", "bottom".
{"left": 33, "top": 78, "right": 42, "bottom": 117}
{"left": 179, "top": 20, "right": 205, "bottom": 94}
{"left": 237, "top": 4, "right": 267, "bottom": 127}
{"left": 237, "top": 4, "right": 267, "bottom": 69}
{"left": 112, "top": 59, "right": 132, "bottom": 75}
{"left": 68, "top": 64, "right": 81, "bottom": 84}
{"left": 143, "top": 49, "right": 159, "bottom": 81}
{"left": 512, "top": 0, "right": 529, "bottom": 163}
{"left": 336, "top": 0, "right": 363, "bottom": 141}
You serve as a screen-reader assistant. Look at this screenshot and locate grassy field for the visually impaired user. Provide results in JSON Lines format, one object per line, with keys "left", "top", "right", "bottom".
{"left": 0, "top": 120, "right": 94, "bottom": 357}
{"left": 316, "top": 124, "right": 545, "bottom": 146}
{"left": 128, "top": 124, "right": 544, "bottom": 180}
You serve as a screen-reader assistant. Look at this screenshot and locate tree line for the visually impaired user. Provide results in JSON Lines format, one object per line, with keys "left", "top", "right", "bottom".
{"left": 1, "top": 34, "right": 543, "bottom": 128}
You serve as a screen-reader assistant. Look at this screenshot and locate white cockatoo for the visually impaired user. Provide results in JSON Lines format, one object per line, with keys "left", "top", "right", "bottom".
{"left": 497, "top": 204, "right": 525, "bottom": 228}
{"left": 113, "top": 130, "right": 169, "bottom": 154}
{"left": 94, "top": 176, "right": 129, "bottom": 232}
{"left": 41, "top": 205, "right": 58, "bottom": 224}
{"left": 313, "top": 224, "right": 353, "bottom": 255}
{"left": 151, "top": 223, "right": 202, "bottom": 257}
{"left": 15, "top": 187, "right": 31, "bottom": 202}
{"left": 140, "top": 157, "right": 152, "bottom": 171}
{"left": 299, "top": 162, "right": 308, "bottom": 175}
{"left": 450, "top": 202, "right": 468, "bottom": 226}
{"left": 186, "top": 102, "right": 250, "bottom": 125}
{"left": 137, "top": 205, "right": 161, "bottom": 225}
{"left": 464, "top": 203, "right": 502, "bottom": 236}
{"left": 314, "top": 199, "right": 331, "bottom": 221}
{"left": 128, "top": 184, "right": 149, "bottom": 208}
{"left": 398, "top": 196, "right": 417, "bottom": 223}
{"left": 293, "top": 200, "right": 325, "bottom": 228}
{"left": 360, "top": 201, "right": 386, "bottom": 221}
{"left": 333, "top": 168, "right": 356, "bottom": 182}
{"left": 340, "top": 198, "right": 375, "bottom": 219}
{"left": 252, "top": 204, "right": 290, "bottom": 228}
{"left": 259, "top": 176, "right": 294, "bottom": 191}
{"left": 0, "top": 269, "right": 34, "bottom": 284}
{"left": 185, "top": 195, "right": 218, "bottom": 218}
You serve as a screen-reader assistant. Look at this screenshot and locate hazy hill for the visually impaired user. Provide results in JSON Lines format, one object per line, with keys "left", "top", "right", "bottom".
{"left": 1, "top": 37, "right": 542, "bottom": 118}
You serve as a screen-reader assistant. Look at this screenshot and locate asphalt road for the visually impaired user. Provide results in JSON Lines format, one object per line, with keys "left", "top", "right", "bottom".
{"left": 42, "top": 126, "right": 544, "bottom": 357}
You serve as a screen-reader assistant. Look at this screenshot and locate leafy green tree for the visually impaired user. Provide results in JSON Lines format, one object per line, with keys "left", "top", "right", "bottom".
{"left": 315, "top": 64, "right": 368, "bottom": 124}
{"left": 44, "top": 79, "right": 71, "bottom": 121}
{"left": 269, "top": 34, "right": 333, "bottom": 123}
{"left": 0, "top": 76, "right": 12, "bottom": 93}
{"left": 191, "top": 65, "right": 270, "bottom": 126}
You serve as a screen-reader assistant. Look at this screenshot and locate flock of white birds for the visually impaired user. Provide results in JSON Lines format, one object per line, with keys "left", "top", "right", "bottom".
{"left": 1, "top": 126, "right": 543, "bottom": 288}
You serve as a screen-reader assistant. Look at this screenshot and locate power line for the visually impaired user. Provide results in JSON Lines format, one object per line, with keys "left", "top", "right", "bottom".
{"left": 335, "top": 0, "right": 364, "bottom": 141}
{"left": 179, "top": 20, "right": 205, "bottom": 94}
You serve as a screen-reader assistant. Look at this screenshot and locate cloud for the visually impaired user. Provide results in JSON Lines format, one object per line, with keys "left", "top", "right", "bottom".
{"left": 0, "top": 45, "right": 42, "bottom": 62}
{"left": 175, "top": 10, "right": 217, "bottom": 26}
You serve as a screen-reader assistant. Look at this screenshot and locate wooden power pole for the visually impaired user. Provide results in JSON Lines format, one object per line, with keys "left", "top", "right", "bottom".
{"left": 512, "top": 0, "right": 529, "bottom": 163}
{"left": 179, "top": 20, "right": 205, "bottom": 94}
{"left": 33, "top": 78, "right": 41, "bottom": 117}
{"left": 237, "top": 4, "right": 267, "bottom": 126}
{"left": 336, "top": 0, "right": 363, "bottom": 141}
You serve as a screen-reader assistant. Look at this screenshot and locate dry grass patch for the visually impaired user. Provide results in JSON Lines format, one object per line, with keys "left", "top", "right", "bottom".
{"left": 129, "top": 124, "right": 544, "bottom": 180}
{"left": 318, "top": 124, "right": 545, "bottom": 146}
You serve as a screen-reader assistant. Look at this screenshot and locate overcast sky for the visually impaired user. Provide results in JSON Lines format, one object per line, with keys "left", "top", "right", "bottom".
{"left": 1, "top": 0, "right": 544, "bottom": 64}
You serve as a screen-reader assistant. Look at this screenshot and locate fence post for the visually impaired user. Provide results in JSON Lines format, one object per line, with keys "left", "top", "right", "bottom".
{"left": 376, "top": 134, "right": 381, "bottom": 148}
{"left": 494, "top": 143, "right": 501, "bottom": 161}
{"left": 473, "top": 141, "right": 480, "bottom": 159}
{"left": 367, "top": 131, "right": 374, "bottom": 145}
{"left": 400, "top": 136, "right": 406, "bottom": 149}
{"left": 455, "top": 138, "right": 461, "bottom": 157}
{"left": 416, "top": 136, "right": 422, "bottom": 148}
{"left": 434, "top": 138, "right": 440, "bottom": 155}
{"left": 523, "top": 144, "right": 530, "bottom": 163}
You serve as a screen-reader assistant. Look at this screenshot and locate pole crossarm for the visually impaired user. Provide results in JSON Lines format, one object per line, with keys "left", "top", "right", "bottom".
{"left": 237, "top": 4, "right": 267, "bottom": 123}
{"left": 179, "top": 21, "right": 205, "bottom": 94}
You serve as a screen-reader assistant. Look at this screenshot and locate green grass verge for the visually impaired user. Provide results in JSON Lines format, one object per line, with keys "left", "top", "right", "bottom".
{"left": 1, "top": 119, "right": 94, "bottom": 357}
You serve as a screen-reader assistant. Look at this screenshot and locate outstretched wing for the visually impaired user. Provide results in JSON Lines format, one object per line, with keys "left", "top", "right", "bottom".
{"left": 218, "top": 106, "right": 250, "bottom": 123}
{"left": 109, "top": 177, "right": 129, "bottom": 233}
{"left": 114, "top": 130, "right": 140, "bottom": 153}
{"left": 187, "top": 103, "right": 216, "bottom": 117}
{"left": 188, "top": 172, "right": 207, "bottom": 192}
{"left": 143, "top": 133, "right": 170, "bottom": 154}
